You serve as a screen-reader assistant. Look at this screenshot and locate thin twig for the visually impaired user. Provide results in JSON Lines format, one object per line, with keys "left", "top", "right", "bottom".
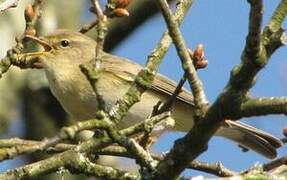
{"left": 90, "top": 0, "right": 104, "bottom": 19}
{"left": 90, "top": 0, "right": 106, "bottom": 63}
{"left": 79, "top": 20, "right": 98, "bottom": 33}
{"left": 0, "top": 0, "right": 44, "bottom": 78}
{"left": 156, "top": 0, "right": 208, "bottom": 112}
{"left": 82, "top": 0, "right": 108, "bottom": 111}
{"left": 158, "top": 75, "right": 186, "bottom": 114}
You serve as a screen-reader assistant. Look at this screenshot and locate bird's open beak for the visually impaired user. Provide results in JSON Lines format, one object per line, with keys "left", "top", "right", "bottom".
{"left": 18, "top": 35, "right": 53, "bottom": 69}
{"left": 23, "top": 35, "right": 53, "bottom": 57}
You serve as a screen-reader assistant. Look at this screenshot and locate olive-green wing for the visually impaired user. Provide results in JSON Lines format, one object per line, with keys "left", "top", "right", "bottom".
{"left": 102, "top": 53, "right": 194, "bottom": 105}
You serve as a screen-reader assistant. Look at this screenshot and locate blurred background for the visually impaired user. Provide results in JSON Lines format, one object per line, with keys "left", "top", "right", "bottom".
{"left": 0, "top": 0, "right": 286, "bottom": 178}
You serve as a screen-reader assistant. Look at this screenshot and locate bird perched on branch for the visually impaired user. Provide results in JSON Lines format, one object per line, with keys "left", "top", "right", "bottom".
{"left": 24, "top": 29, "right": 282, "bottom": 159}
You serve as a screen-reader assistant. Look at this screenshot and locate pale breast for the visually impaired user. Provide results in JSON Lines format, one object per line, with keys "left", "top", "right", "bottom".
{"left": 44, "top": 65, "right": 99, "bottom": 120}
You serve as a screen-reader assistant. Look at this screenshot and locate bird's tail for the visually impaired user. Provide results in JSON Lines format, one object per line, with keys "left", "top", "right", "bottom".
{"left": 217, "top": 120, "right": 283, "bottom": 159}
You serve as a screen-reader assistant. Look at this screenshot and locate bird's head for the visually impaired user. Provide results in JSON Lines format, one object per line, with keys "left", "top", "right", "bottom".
{"left": 23, "top": 29, "right": 97, "bottom": 68}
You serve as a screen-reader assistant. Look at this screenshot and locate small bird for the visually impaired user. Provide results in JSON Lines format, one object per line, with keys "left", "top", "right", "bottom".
{"left": 24, "top": 29, "right": 282, "bottom": 159}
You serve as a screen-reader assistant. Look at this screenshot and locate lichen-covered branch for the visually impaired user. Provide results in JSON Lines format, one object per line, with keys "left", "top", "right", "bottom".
{"left": 90, "top": 0, "right": 106, "bottom": 65}
{"left": 0, "top": 138, "right": 75, "bottom": 154}
{"left": 0, "top": 117, "right": 108, "bottom": 161}
{"left": 0, "top": 112, "right": 170, "bottom": 179}
{"left": 240, "top": 97, "right": 287, "bottom": 117}
{"left": 0, "top": 111, "right": 170, "bottom": 162}
{"left": 66, "top": 154, "right": 140, "bottom": 179}
{"left": 93, "top": 113, "right": 158, "bottom": 172}
{"left": 0, "top": 150, "right": 139, "bottom": 180}
{"left": 0, "top": 136, "right": 61, "bottom": 162}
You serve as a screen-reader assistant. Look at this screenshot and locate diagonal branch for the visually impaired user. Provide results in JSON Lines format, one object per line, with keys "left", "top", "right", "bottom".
{"left": 266, "top": 0, "right": 287, "bottom": 33}
{"left": 156, "top": 0, "right": 208, "bottom": 111}
{"left": 263, "top": 0, "right": 287, "bottom": 56}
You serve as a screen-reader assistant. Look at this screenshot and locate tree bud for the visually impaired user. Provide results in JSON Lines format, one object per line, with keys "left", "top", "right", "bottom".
{"left": 113, "top": 8, "right": 129, "bottom": 17}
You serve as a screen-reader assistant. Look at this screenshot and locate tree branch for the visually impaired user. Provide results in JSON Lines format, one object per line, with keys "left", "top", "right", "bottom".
{"left": 230, "top": 0, "right": 264, "bottom": 91}
{"left": 242, "top": 154, "right": 287, "bottom": 175}
{"left": 0, "top": 112, "right": 170, "bottom": 169}
{"left": 108, "top": 0, "right": 194, "bottom": 123}
{"left": 263, "top": 155, "right": 287, "bottom": 171}
{"left": 0, "top": 150, "right": 139, "bottom": 179}
{"left": 241, "top": 97, "right": 287, "bottom": 117}
{"left": 263, "top": 0, "right": 287, "bottom": 56}
{"left": 156, "top": 0, "right": 208, "bottom": 111}
{"left": 99, "top": 114, "right": 158, "bottom": 172}
{"left": 244, "top": 0, "right": 263, "bottom": 60}
{"left": 266, "top": 0, "right": 287, "bottom": 33}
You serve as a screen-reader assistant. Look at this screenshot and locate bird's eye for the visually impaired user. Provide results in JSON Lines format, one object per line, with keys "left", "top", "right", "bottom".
{"left": 60, "top": 40, "right": 70, "bottom": 47}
